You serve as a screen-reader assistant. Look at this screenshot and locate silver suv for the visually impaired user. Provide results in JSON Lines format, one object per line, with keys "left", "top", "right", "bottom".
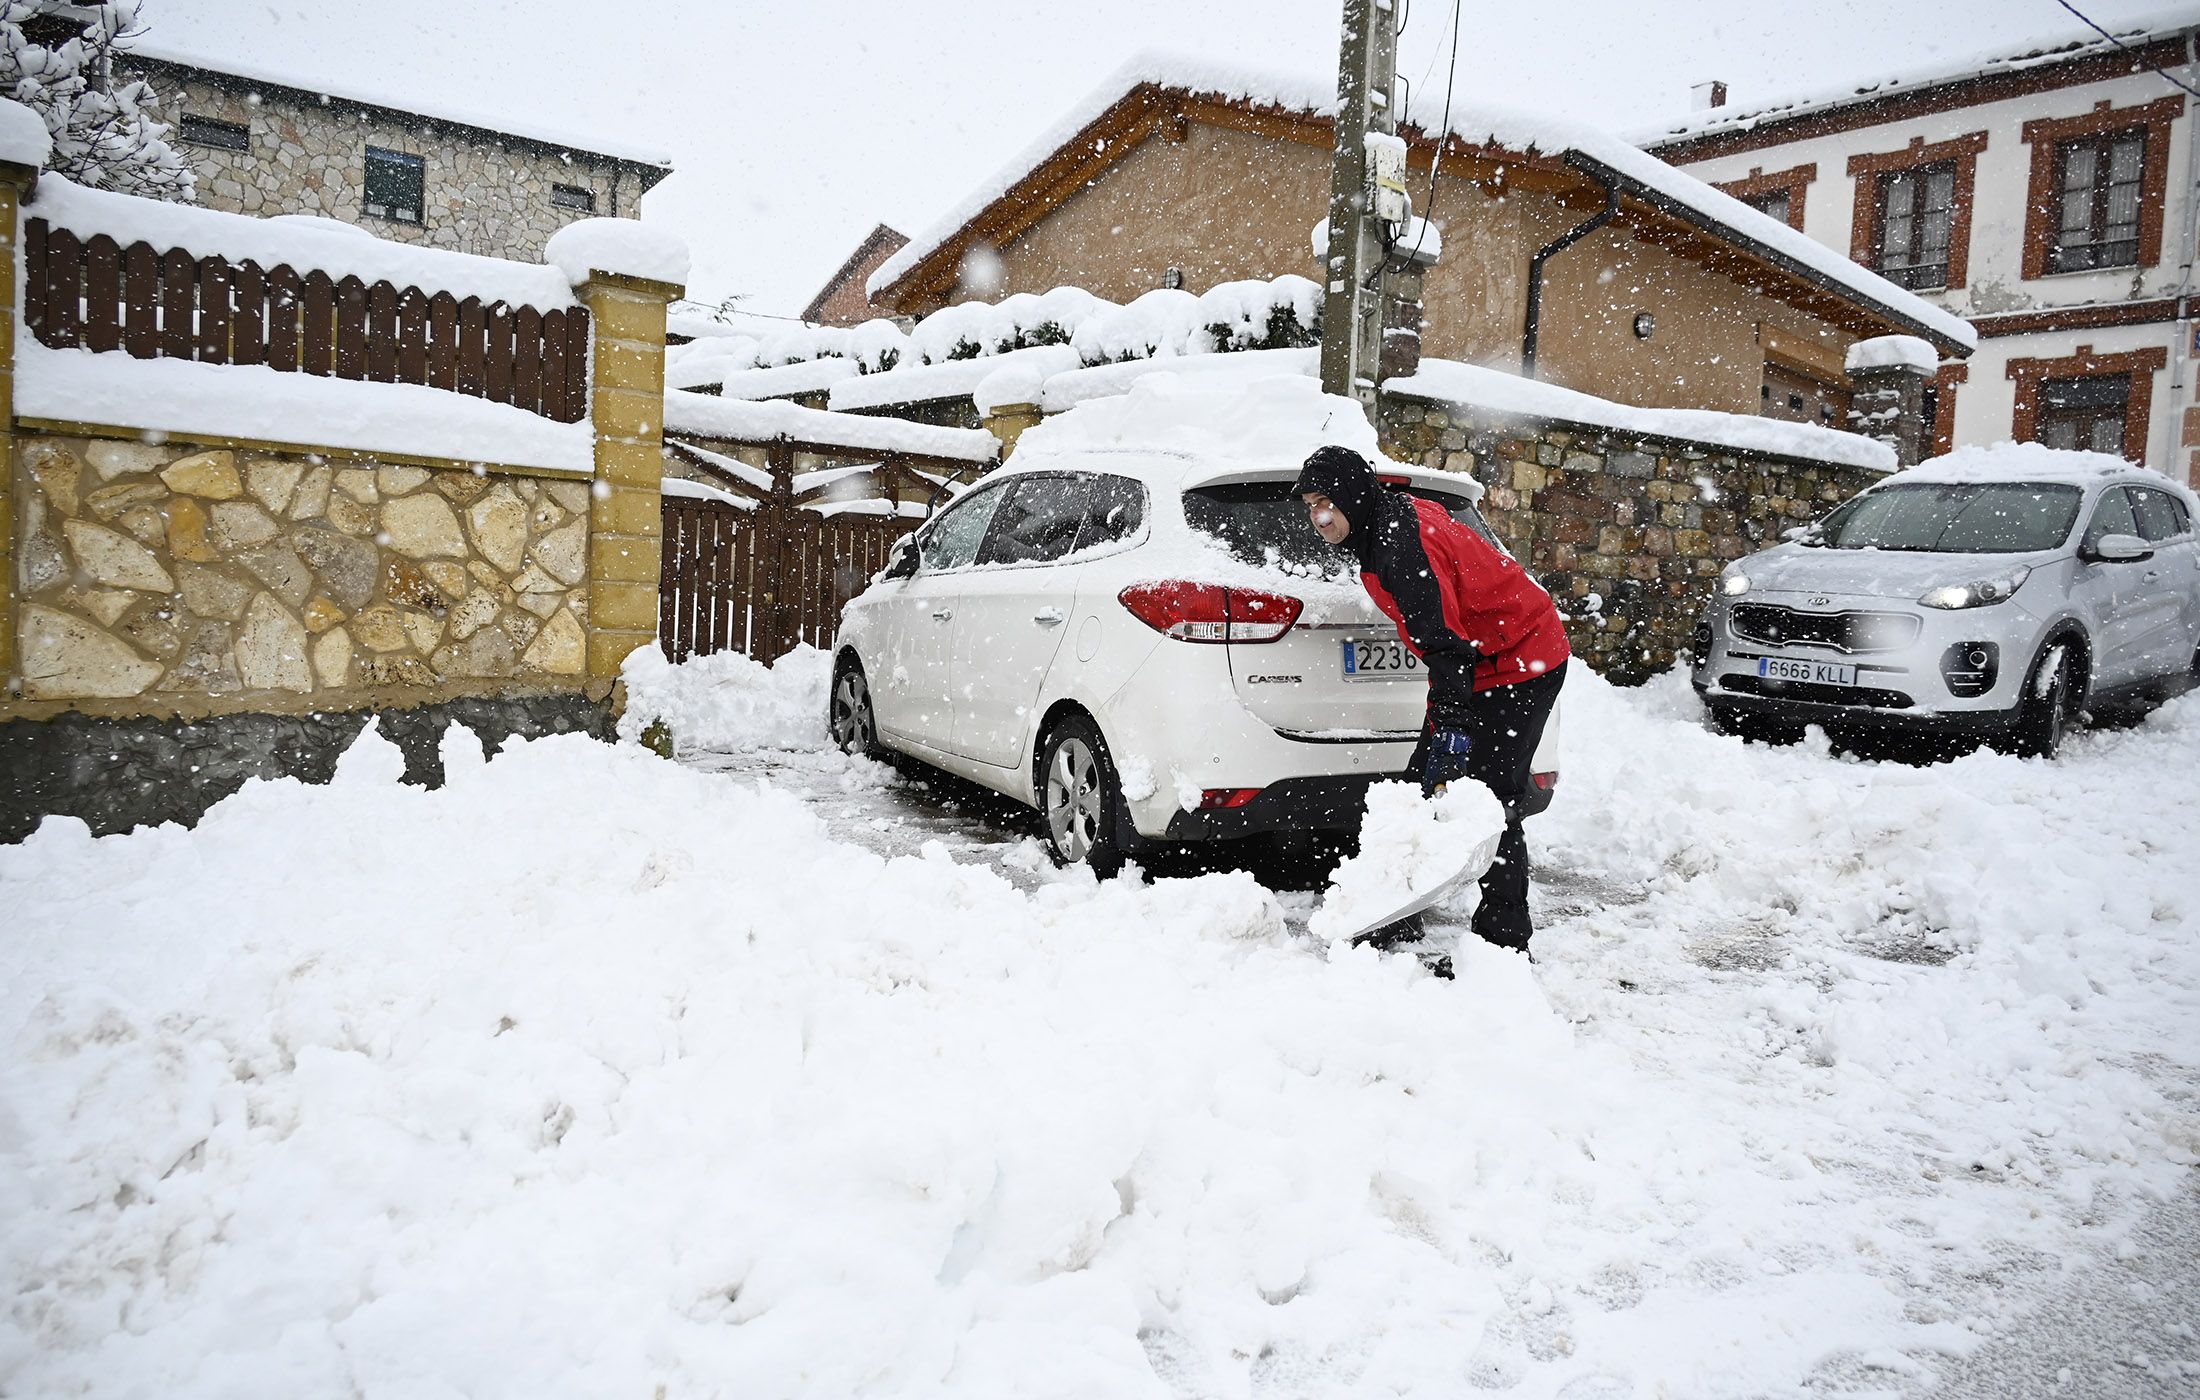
{"left": 1692, "top": 454, "right": 2200, "bottom": 757}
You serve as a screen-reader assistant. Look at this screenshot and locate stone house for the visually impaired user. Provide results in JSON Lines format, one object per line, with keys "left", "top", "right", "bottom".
{"left": 864, "top": 58, "right": 1975, "bottom": 424}
{"left": 1644, "top": 17, "right": 2199, "bottom": 481}
{"left": 125, "top": 48, "right": 672, "bottom": 263}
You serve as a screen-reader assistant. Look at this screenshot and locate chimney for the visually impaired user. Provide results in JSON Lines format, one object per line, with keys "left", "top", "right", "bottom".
{"left": 1690, "top": 80, "right": 1729, "bottom": 112}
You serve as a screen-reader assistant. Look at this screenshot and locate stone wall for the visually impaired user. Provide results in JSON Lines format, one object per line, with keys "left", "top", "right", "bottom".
{"left": 136, "top": 67, "right": 660, "bottom": 264}
{"left": 10, "top": 435, "right": 592, "bottom": 712}
{"left": 1380, "top": 401, "right": 1885, "bottom": 683}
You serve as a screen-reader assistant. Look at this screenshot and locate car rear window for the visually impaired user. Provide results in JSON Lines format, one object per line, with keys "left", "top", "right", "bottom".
{"left": 1815, "top": 482, "right": 2083, "bottom": 554}
{"left": 1183, "top": 481, "right": 1484, "bottom": 572}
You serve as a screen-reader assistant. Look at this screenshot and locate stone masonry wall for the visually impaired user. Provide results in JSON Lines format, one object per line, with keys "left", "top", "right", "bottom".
{"left": 1381, "top": 401, "right": 1885, "bottom": 683}
{"left": 138, "top": 70, "right": 644, "bottom": 264}
{"left": 9, "top": 435, "right": 592, "bottom": 712}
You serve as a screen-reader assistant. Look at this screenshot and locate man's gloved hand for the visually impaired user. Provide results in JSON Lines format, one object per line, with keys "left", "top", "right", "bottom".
{"left": 1421, "top": 727, "right": 1474, "bottom": 797}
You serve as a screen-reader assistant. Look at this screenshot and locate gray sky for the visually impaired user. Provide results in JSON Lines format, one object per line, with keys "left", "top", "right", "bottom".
{"left": 141, "top": 0, "right": 2188, "bottom": 316}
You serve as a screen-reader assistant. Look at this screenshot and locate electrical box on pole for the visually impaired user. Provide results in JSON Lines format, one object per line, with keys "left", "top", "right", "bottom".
{"left": 1318, "top": 0, "right": 1400, "bottom": 415}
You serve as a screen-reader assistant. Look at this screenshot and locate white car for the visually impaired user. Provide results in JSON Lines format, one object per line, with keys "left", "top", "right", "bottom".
{"left": 826, "top": 444, "right": 1559, "bottom": 873}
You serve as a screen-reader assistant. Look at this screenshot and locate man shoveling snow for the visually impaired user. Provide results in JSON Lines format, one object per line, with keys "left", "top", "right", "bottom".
{"left": 1295, "top": 445, "right": 1571, "bottom": 966}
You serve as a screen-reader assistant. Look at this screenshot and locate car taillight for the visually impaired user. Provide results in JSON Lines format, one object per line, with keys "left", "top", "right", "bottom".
{"left": 1117, "top": 581, "right": 1303, "bottom": 643}
{"left": 1531, "top": 772, "right": 1557, "bottom": 791}
{"left": 1198, "top": 788, "right": 1263, "bottom": 810}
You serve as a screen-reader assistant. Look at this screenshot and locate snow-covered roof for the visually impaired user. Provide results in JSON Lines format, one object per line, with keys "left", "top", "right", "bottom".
{"left": 700, "top": 357, "right": 863, "bottom": 401}
{"left": 1639, "top": 10, "right": 2200, "bottom": 152}
{"left": 1886, "top": 442, "right": 2200, "bottom": 501}
{"left": 663, "top": 391, "right": 1000, "bottom": 464}
{"left": 867, "top": 51, "right": 1976, "bottom": 354}
{"left": 28, "top": 175, "right": 578, "bottom": 308}
{"left": 829, "top": 345, "right": 1081, "bottom": 413}
{"left": 1387, "top": 359, "right": 1896, "bottom": 472}
{"left": 127, "top": 44, "right": 673, "bottom": 172}
{"left": 0, "top": 96, "right": 52, "bottom": 168}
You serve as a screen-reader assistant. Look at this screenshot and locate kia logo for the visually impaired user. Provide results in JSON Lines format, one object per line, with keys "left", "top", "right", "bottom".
{"left": 1808, "top": 595, "right": 1832, "bottom": 608}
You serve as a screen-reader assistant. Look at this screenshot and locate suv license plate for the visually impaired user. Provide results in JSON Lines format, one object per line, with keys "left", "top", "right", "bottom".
{"left": 1342, "top": 638, "right": 1423, "bottom": 681}
{"left": 1759, "top": 656, "right": 1857, "bottom": 687}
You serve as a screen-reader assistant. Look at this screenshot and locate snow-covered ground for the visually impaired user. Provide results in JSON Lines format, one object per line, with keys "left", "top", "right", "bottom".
{"left": 5, "top": 652, "right": 2197, "bottom": 1398}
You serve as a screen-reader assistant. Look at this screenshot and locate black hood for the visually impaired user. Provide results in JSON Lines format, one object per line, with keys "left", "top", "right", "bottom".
{"left": 1292, "top": 445, "right": 1385, "bottom": 555}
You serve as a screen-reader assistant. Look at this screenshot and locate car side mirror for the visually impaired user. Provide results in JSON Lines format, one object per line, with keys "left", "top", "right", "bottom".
{"left": 2084, "top": 532, "right": 2153, "bottom": 564}
{"left": 882, "top": 536, "right": 920, "bottom": 581}
{"left": 1780, "top": 526, "right": 1816, "bottom": 543}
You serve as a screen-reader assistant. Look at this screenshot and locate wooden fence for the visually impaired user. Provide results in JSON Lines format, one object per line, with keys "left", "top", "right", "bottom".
{"left": 20, "top": 219, "right": 591, "bottom": 423}
{"left": 659, "top": 495, "right": 917, "bottom": 664}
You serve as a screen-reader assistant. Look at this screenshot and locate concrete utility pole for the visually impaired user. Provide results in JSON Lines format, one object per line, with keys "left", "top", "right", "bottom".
{"left": 1319, "top": 0, "right": 1401, "bottom": 413}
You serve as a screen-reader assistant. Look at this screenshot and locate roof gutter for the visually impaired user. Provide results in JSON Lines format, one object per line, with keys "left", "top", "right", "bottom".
{"left": 1523, "top": 177, "right": 1618, "bottom": 379}
{"left": 1561, "top": 151, "right": 1974, "bottom": 358}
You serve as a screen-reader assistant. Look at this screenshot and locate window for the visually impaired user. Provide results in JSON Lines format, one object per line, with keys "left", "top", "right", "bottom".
{"left": 1874, "top": 163, "right": 1956, "bottom": 290}
{"left": 2083, "top": 487, "right": 2139, "bottom": 552}
{"left": 2129, "top": 488, "right": 2189, "bottom": 543}
{"left": 180, "top": 114, "right": 249, "bottom": 153}
{"left": 919, "top": 483, "right": 1008, "bottom": 570}
{"left": 1740, "top": 190, "right": 1791, "bottom": 226}
{"left": 2048, "top": 132, "right": 2145, "bottom": 273}
{"left": 2036, "top": 374, "right": 2130, "bottom": 456}
{"left": 978, "top": 476, "right": 1097, "bottom": 566}
{"left": 362, "top": 147, "right": 424, "bottom": 224}
{"left": 550, "top": 183, "right": 596, "bottom": 213}
{"left": 1075, "top": 475, "right": 1148, "bottom": 553}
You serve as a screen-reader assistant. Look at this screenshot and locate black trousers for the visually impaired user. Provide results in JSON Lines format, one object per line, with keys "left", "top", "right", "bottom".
{"left": 1407, "top": 660, "right": 1567, "bottom": 952}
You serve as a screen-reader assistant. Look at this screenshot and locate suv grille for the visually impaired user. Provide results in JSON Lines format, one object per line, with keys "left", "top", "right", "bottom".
{"left": 1730, "top": 603, "right": 1920, "bottom": 654}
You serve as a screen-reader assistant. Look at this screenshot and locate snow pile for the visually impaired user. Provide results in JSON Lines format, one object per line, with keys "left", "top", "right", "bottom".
{"left": 1016, "top": 369, "right": 1384, "bottom": 467}
{"left": 0, "top": 96, "right": 53, "bottom": 167}
{"left": 1844, "top": 334, "right": 1940, "bottom": 374}
{"left": 618, "top": 644, "right": 832, "bottom": 752}
{"left": 1308, "top": 780, "right": 1507, "bottom": 946}
{"left": 704, "top": 358, "right": 863, "bottom": 401}
{"left": 28, "top": 175, "right": 577, "bottom": 309}
{"left": 906, "top": 286, "right": 1107, "bottom": 365}
{"left": 751, "top": 319, "right": 908, "bottom": 374}
{"left": 1190, "top": 274, "right": 1323, "bottom": 353}
{"left": 14, "top": 344, "right": 595, "bottom": 474}
{"left": 543, "top": 217, "right": 689, "bottom": 288}
{"left": 663, "top": 391, "right": 1000, "bottom": 462}
{"left": 830, "top": 343, "right": 1080, "bottom": 413}
{"left": 1039, "top": 346, "right": 1321, "bottom": 412}
{"left": 1390, "top": 357, "right": 1897, "bottom": 471}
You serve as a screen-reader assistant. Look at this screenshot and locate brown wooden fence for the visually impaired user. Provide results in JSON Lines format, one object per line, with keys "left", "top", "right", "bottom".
{"left": 659, "top": 496, "right": 917, "bottom": 664}
{"left": 21, "top": 219, "right": 590, "bottom": 422}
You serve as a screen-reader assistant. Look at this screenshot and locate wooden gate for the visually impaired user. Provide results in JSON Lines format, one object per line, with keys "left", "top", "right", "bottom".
{"left": 658, "top": 495, "right": 918, "bottom": 664}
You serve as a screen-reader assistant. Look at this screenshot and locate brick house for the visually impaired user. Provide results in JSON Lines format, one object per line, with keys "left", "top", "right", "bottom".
{"left": 126, "top": 48, "right": 672, "bottom": 263}
{"left": 802, "top": 223, "right": 909, "bottom": 327}
{"left": 864, "top": 58, "right": 1974, "bottom": 425}
{"left": 1644, "top": 18, "right": 2199, "bottom": 482}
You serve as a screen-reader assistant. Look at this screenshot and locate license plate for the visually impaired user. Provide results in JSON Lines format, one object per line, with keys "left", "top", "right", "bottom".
{"left": 1342, "top": 637, "right": 1423, "bottom": 681}
{"left": 1758, "top": 656, "right": 1857, "bottom": 686}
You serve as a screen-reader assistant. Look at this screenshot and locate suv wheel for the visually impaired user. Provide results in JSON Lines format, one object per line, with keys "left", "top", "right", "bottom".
{"left": 1039, "top": 715, "right": 1129, "bottom": 877}
{"left": 828, "top": 656, "right": 880, "bottom": 757}
{"left": 2007, "top": 643, "right": 2076, "bottom": 759}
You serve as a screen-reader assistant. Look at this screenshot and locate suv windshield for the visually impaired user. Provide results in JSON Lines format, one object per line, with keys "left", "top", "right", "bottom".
{"left": 1184, "top": 481, "right": 1488, "bottom": 574}
{"left": 1811, "top": 482, "right": 2083, "bottom": 554}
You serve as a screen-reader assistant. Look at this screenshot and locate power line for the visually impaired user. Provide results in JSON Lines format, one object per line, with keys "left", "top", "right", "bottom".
{"left": 2052, "top": 0, "right": 2200, "bottom": 99}
{"left": 1400, "top": 0, "right": 1462, "bottom": 266}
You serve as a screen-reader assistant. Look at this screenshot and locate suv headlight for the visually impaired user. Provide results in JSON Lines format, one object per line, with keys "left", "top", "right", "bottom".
{"left": 1919, "top": 566, "right": 2031, "bottom": 610}
{"left": 1720, "top": 569, "right": 1751, "bottom": 597}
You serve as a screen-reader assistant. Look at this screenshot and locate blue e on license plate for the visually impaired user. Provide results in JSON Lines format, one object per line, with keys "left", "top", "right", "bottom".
{"left": 1342, "top": 638, "right": 1422, "bottom": 680}
{"left": 1758, "top": 656, "right": 1857, "bottom": 687}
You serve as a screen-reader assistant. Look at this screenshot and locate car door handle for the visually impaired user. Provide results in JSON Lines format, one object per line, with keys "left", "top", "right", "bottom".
{"left": 931, "top": 607, "right": 954, "bottom": 621}
{"left": 1033, "top": 607, "right": 1065, "bottom": 626}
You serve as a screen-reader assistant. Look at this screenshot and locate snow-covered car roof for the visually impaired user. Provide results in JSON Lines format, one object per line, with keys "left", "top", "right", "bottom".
{"left": 1877, "top": 442, "right": 2199, "bottom": 506}
{"left": 990, "top": 373, "right": 1483, "bottom": 503}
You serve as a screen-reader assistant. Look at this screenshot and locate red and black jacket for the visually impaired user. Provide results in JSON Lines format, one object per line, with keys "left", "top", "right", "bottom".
{"left": 1296, "top": 447, "right": 1570, "bottom": 726}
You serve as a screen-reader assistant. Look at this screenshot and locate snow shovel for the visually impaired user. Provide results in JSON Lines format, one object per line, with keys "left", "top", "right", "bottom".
{"left": 1307, "top": 779, "right": 1508, "bottom": 947}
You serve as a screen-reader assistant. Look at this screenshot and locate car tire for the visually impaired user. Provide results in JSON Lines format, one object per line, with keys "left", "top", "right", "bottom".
{"left": 1038, "top": 714, "right": 1131, "bottom": 878}
{"left": 828, "top": 655, "right": 882, "bottom": 758}
{"left": 2007, "top": 642, "right": 2077, "bottom": 759}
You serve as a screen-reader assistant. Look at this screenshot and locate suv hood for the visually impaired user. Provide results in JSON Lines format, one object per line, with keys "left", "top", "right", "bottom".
{"left": 1736, "top": 542, "right": 2061, "bottom": 600}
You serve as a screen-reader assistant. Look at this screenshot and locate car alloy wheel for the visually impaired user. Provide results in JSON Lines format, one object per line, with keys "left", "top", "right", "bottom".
{"left": 828, "top": 662, "right": 878, "bottom": 756}
{"left": 1039, "top": 716, "right": 1127, "bottom": 877}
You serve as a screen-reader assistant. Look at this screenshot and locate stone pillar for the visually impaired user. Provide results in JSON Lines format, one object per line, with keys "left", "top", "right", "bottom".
{"left": 0, "top": 159, "right": 32, "bottom": 688}
{"left": 982, "top": 401, "right": 1042, "bottom": 459}
{"left": 1378, "top": 263, "right": 1425, "bottom": 384}
{"left": 573, "top": 270, "right": 683, "bottom": 684}
{"left": 1844, "top": 337, "right": 1937, "bottom": 467}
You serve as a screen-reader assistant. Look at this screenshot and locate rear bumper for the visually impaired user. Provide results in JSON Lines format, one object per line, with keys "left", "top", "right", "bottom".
{"left": 1160, "top": 771, "right": 1556, "bottom": 841}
